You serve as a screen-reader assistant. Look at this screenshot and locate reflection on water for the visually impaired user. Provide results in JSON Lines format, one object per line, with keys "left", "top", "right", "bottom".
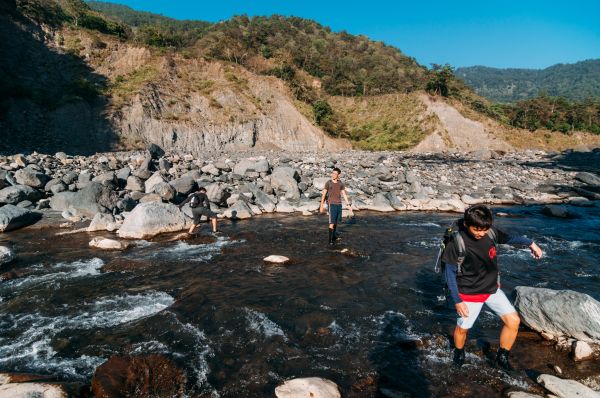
{"left": 0, "top": 205, "right": 599, "bottom": 397}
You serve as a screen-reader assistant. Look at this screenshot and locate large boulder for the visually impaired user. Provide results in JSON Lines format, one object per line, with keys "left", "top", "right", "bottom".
{"left": 118, "top": 202, "right": 187, "bottom": 239}
{"left": 0, "top": 185, "right": 41, "bottom": 205}
{"left": 92, "top": 171, "right": 117, "bottom": 187}
{"left": 537, "top": 374, "right": 599, "bottom": 398}
{"left": 0, "top": 205, "right": 40, "bottom": 232}
{"left": 204, "top": 183, "right": 226, "bottom": 203}
{"left": 223, "top": 201, "right": 252, "bottom": 220}
{"left": 245, "top": 183, "right": 276, "bottom": 213}
{"left": 271, "top": 167, "right": 300, "bottom": 200}
{"left": 275, "top": 377, "right": 341, "bottom": 398}
{"left": 514, "top": 286, "right": 600, "bottom": 343}
{"left": 92, "top": 355, "right": 186, "bottom": 398}
{"left": 169, "top": 176, "right": 196, "bottom": 195}
{"left": 365, "top": 193, "right": 394, "bottom": 212}
{"left": 14, "top": 166, "right": 50, "bottom": 189}
{"left": 50, "top": 183, "right": 119, "bottom": 218}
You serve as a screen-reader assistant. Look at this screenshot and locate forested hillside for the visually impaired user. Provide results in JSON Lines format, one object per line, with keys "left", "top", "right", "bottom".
{"left": 456, "top": 60, "right": 600, "bottom": 102}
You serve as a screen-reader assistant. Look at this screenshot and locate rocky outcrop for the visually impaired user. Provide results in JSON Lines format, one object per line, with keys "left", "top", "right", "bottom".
{"left": 117, "top": 202, "right": 187, "bottom": 239}
{"left": 89, "top": 237, "right": 129, "bottom": 250}
{"left": 514, "top": 286, "right": 600, "bottom": 343}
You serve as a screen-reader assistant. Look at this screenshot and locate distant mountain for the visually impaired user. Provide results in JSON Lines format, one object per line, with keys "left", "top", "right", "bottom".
{"left": 456, "top": 59, "right": 600, "bottom": 102}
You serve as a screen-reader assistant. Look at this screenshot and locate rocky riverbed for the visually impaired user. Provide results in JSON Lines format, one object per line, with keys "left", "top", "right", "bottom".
{"left": 1, "top": 147, "right": 600, "bottom": 237}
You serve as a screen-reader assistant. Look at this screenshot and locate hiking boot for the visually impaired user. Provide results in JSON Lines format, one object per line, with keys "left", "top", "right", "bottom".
{"left": 495, "top": 348, "right": 515, "bottom": 372}
{"left": 453, "top": 348, "right": 465, "bottom": 368}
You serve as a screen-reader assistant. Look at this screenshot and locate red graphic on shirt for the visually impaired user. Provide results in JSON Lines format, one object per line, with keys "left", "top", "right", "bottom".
{"left": 489, "top": 246, "right": 497, "bottom": 260}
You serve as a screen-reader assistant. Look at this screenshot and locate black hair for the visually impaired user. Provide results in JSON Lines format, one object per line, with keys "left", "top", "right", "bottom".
{"left": 332, "top": 167, "right": 341, "bottom": 174}
{"left": 198, "top": 186, "right": 207, "bottom": 192}
{"left": 464, "top": 204, "right": 493, "bottom": 229}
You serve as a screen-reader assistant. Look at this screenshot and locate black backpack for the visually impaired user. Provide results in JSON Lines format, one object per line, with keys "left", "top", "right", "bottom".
{"left": 434, "top": 219, "right": 497, "bottom": 275}
{"left": 189, "top": 194, "right": 200, "bottom": 208}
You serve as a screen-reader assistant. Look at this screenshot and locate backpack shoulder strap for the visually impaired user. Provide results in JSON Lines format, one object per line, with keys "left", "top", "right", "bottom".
{"left": 452, "top": 231, "right": 466, "bottom": 272}
{"left": 487, "top": 228, "right": 497, "bottom": 244}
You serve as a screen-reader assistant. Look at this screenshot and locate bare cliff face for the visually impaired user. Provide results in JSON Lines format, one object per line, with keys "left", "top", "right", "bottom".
{"left": 111, "top": 57, "right": 349, "bottom": 153}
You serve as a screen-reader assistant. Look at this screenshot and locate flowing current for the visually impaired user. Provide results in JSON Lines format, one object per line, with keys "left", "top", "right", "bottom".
{"left": 0, "top": 205, "right": 599, "bottom": 397}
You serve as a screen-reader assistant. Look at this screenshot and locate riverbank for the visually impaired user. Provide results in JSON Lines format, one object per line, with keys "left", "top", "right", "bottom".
{"left": 1, "top": 148, "right": 600, "bottom": 236}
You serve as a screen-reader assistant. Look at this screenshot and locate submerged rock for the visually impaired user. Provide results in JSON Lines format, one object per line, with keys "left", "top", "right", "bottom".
{"left": 89, "top": 237, "right": 129, "bottom": 251}
{"left": 275, "top": 377, "right": 341, "bottom": 398}
{"left": 0, "top": 246, "right": 15, "bottom": 265}
{"left": 91, "top": 355, "right": 186, "bottom": 398}
{"left": 514, "top": 286, "right": 600, "bottom": 344}
{"left": 264, "top": 255, "right": 289, "bottom": 264}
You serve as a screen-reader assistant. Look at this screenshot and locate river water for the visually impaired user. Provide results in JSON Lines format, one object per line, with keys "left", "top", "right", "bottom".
{"left": 0, "top": 205, "right": 599, "bottom": 397}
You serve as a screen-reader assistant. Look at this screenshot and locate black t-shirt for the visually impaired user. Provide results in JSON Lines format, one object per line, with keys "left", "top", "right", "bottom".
{"left": 441, "top": 223, "right": 510, "bottom": 295}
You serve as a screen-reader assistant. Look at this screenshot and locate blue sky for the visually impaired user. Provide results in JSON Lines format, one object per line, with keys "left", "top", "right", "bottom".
{"left": 101, "top": 0, "right": 600, "bottom": 69}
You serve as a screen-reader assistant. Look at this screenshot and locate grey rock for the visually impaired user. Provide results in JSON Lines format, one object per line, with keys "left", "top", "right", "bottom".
{"left": 223, "top": 201, "right": 253, "bottom": 219}
{"left": 169, "top": 176, "right": 196, "bottom": 195}
{"left": 253, "top": 189, "right": 276, "bottom": 213}
{"left": 118, "top": 202, "right": 187, "bottom": 239}
{"left": 204, "top": 182, "right": 225, "bottom": 203}
{"left": 116, "top": 167, "right": 131, "bottom": 184}
{"left": 92, "top": 171, "right": 117, "bottom": 186}
{"left": 313, "top": 177, "right": 330, "bottom": 191}
{"left": 366, "top": 193, "right": 395, "bottom": 212}
{"left": 154, "top": 182, "right": 176, "bottom": 201}
{"left": 541, "top": 205, "right": 580, "bottom": 219}
{"left": 405, "top": 170, "right": 418, "bottom": 184}
{"left": 158, "top": 158, "right": 172, "bottom": 171}
{"left": 87, "top": 213, "right": 119, "bottom": 232}
{"left": 44, "top": 178, "right": 63, "bottom": 192}
{"left": 15, "top": 167, "right": 50, "bottom": 188}
{"left": 0, "top": 205, "right": 40, "bottom": 232}
{"left": 144, "top": 171, "right": 166, "bottom": 194}
{"left": 116, "top": 197, "right": 137, "bottom": 212}
{"left": 50, "top": 182, "right": 119, "bottom": 218}
{"left": 0, "top": 185, "right": 41, "bottom": 205}
{"left": 575, "top": 172, "right": 600, "bottom": 186}
{"left": 271, "top": 167, "right": 300, "bottom": 200}
{"left": 537, "top": 374, "right": 599, "bottom": 398}
{"left": 514, "top": 286, "right": 600, "bottom": 343}
{"left": 17, "top": 200, "right": 34, "bottom": 208}
{"left": 62, "top": 171, "right": 78, "bottom": 185}
{"left": 125, "top": 176, "right": 145, "bottom": 192}
{"left": 201, "top": 163, "right": 220, "bottom": 176}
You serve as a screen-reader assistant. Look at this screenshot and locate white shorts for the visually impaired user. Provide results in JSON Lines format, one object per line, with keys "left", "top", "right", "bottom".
{"left": 457, "top": 289, "right": 517, "bottom": 329}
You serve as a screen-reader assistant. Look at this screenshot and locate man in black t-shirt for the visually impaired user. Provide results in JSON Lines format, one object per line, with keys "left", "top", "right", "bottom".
{"left": 178, "top": 187, "right": 219, "bottom": 234}
{"left": 441, "top": 205, "right": 543, "bottom": 371}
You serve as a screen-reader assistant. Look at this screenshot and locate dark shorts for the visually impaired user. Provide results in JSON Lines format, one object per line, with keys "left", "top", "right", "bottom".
{"left": 328, "top": 203, "right": 342, "bottom": 225}
{"left": 191, "top": 207, "right": 217, "bottom": 224}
